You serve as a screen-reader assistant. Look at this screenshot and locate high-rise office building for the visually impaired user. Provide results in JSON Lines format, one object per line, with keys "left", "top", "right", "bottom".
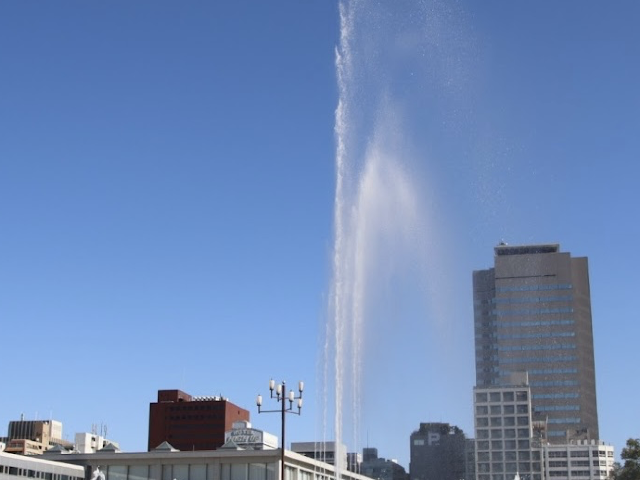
{"left": 473, "top": 243, "right": 599, "bottom": 442}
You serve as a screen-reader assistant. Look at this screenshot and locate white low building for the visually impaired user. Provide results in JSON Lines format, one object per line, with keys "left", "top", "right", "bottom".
{"left": 542, "top": 440, "right": 614, "bottom": 480}
{"left": 75, "top": 433, "right": 121, "bottom": 454}
{"left": 0, "top": 450, "right": 84, "bottom": 480}
{"left": 42, "top": 443, "right": 370, "bottom": 480}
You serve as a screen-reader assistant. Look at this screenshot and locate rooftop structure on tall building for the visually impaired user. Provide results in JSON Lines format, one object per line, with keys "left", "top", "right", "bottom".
{"left": 473, "top": 243, "right": 599, "bottom": 442}
{"left": 148, "top": 389, "right": 250, "bottom": 452}
{"left": 409, "top": 422, "right": 466, "bottom": 480}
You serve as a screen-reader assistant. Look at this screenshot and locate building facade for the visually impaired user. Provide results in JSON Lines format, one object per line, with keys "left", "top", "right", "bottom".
{"left": 148, "top": 390, "right": 250, "bottom": 452}
{"left": 409, "top": 423, "right": 466, "bottom": 480}
{"left": 42, "top": 446, "right": 374, "bottom": 480}
{"left": 74, "top": 432, "right": 121, "bottom": 454}
{"left": 473, "top": 244, "right": 599, "bottom": 442}
{"left": 291, "top": 442, "right": 347, "bottom": 472}
{"left": 542, "top": 440, "right": 614, "bottom": 480}
{"left": 0, "top": 450, "right": 84, "bottom": 480}
{"left": 4, "top": 420, "right": 71, "bottom": 455}
{"left": 473, "top": 375, "right": 542, "bottom": 480}
{"left": 472, "top": 374, "right": 614, "bottom": 480}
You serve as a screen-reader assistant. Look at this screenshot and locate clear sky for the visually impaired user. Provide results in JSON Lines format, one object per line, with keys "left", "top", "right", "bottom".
{"left": 1, "top": 0, "right": 639, "bottom": 470}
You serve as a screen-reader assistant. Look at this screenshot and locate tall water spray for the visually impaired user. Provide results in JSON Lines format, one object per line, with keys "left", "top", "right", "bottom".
{"left": 324, "top": 0, "right": 475, "bottom": 471}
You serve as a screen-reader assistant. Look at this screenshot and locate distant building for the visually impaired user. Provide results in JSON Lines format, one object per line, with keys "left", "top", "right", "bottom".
{"left": 4, "top": 419, "right": 71, "bottom": 455}
{"left": 463, "top": 439, "right": 476, "bottom": 480}
{"left": 148, "top": 389, "right": 250, "bottom": 451}
{"left": 347, "top": 451, "right": 363, "bottom": 473}
{"left": 291, "top": 441, "right": 347, "bottom": 471}
{"left": 74, "top": 432, "right": 120, "bottom": 454}
{"left": 543, "top": 440, "right": 615, "bottom": 479}
{"left": 409, "top": 422, "right": 466, "bottom": 480}
{"left": 358, "top": 447, "right": 408, "bottom": 480}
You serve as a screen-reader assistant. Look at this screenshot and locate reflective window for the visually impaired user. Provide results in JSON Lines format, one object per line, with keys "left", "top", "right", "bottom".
{"left": 496, "top": 284, "right": 572, "bottom": 292}
{"left": 174, "top": 466, "right": 188, "bottom": 480}
{"left": 548, "top": 417, "right": 581, "bottom": 424}
{"left": 504, "top": 441, "right": 517, "bottom": 450}
{"left": 495, "top": 307, "right": 574, "bottom": 316}
{"left": 191, "top": 466, "right": 206, "bottom": 480}
{"left": 107, "top": 467, "right": 126, "bottom": 480}
{"left": 231, "top": 464, "right": 247, "bottom": 480}
{"left": 501, "top": 355, "right": 577, "bottom": 364}
{"left": 497, "top": 332, "right": 575, "bottom": 340}
{"left": 498, "top": 343, "right": 576, "bottom": 352}
{"left": 129, "top": 466, "right": 148, "bottom": 480}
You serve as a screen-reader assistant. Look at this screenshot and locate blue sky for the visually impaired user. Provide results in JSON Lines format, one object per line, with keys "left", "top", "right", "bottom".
{"left": 1, "top": 0, "right": 639, "bottom": 470}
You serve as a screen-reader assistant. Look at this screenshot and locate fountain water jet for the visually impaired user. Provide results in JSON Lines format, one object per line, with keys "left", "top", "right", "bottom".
{"left": 322, "top": 0, "right": 476, "bottom": 474}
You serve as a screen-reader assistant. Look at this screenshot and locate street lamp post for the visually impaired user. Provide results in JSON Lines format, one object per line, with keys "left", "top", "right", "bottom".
{"left": 256, "top": 379, "right": 304, "bottom": 480}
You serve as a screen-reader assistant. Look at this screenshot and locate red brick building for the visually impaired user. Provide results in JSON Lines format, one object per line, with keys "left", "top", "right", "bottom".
{"left": 148, "top": 389, "right": 250, "bottom": 451}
